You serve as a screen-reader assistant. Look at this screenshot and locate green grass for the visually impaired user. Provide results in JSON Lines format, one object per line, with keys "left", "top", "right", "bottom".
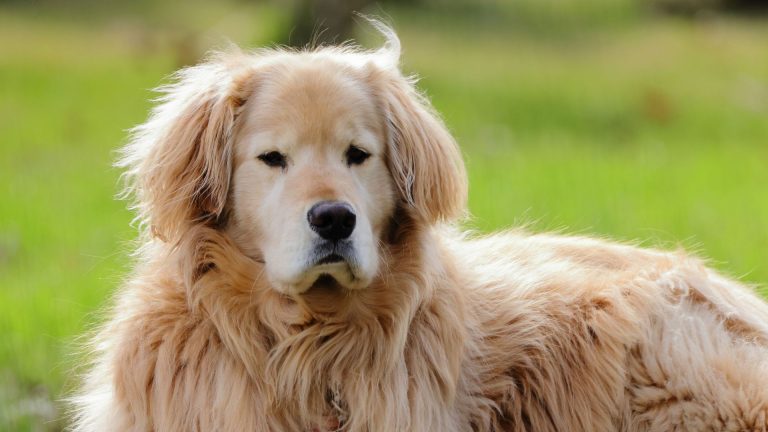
{"left": 1, "top": 5, "right": 767, "bottom": 430}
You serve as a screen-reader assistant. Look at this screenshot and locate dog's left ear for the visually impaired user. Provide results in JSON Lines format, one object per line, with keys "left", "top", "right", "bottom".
{"left": 366, "top": 26, "right": 467, "bottom": 224}
{"left": 375, "top": 69, "right": 468, "bottom": 224}
{"left": 120, "top": 55, "right": 256, "bottom": 242}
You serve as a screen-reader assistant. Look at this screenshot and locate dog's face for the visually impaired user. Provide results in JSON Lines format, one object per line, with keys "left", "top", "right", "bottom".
{"left": 229, "top": 58, "right": 396, "bottom": 294}
{"left": 124, "top": 33, "right": 468, "bottom": 297}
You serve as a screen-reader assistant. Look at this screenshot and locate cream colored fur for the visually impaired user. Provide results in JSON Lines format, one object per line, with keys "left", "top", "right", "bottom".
{"left": 71, "top": 26, "right": 768, "bottom": 431}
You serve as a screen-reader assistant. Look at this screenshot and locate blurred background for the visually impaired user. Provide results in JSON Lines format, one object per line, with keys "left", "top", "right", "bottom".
{"left": 1, "top": 0, "right": 767, "bottom": 429}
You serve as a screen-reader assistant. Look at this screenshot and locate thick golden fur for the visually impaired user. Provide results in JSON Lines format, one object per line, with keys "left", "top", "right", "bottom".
{"left": 72, "top": 26, "right": 768, "bottom": 431}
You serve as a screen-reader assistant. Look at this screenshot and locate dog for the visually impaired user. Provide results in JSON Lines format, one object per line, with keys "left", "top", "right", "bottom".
{"left": 72, "top": 25, "right": 768, "bottom": 431}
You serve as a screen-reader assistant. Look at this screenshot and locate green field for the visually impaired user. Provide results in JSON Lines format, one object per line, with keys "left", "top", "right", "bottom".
{"left": 1, "top": 3, "right": 767, "bottom": 430}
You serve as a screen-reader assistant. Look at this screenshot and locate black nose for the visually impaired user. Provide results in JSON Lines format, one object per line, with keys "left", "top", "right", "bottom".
{"left": 307, "top": 201, "right": 356, "bottom": 241}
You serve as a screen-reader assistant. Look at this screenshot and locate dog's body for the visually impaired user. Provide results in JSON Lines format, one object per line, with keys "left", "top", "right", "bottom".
{"left": 72, "top": 28, "right": 768, "bottom": 431}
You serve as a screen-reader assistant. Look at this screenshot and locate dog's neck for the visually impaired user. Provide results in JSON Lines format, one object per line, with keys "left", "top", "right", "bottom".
{"left": 167, "top": 223, "right": 468, "bottom": 430}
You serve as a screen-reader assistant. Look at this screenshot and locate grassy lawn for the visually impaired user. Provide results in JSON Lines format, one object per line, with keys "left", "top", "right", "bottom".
{"left": 1, "top": 4, "right": 767, "bottom": 430}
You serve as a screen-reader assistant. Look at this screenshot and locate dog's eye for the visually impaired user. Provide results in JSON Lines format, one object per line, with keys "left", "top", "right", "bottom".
{"left": 257, "top": 151, "right": 287, "bottom": 169}
{"left": 345, "top": 145, "right": 370, "bottom": 166}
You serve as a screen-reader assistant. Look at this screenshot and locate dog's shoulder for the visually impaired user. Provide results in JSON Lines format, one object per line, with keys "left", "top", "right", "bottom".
{"left": 444, "top": 229, "right": 680, "bottom": 298}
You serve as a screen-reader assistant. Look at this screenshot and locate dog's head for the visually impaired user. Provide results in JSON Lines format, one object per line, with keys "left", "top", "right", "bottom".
{"left": 122, "top": 27, "right": 466, "bottom": 295}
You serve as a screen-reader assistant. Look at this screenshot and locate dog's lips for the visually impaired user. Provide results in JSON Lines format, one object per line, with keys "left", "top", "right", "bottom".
{"left": 283, "top": 242, "right": 369, "bottom": 294}
{"left": 303, "top": 257, "right": 362, "bottom": 293}
{"left": 317, "top": 254, "right": 344, "bottom": 265}
{"left": 311, "top": 260, "right": 354, "bottom": 283}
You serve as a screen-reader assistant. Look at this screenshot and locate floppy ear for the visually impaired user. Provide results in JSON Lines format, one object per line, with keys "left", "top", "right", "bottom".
{"left": 119, "top": 55, "right": 255, "bottom": 243}
{"left": 379, "top": 71, "right": 468, "bottom": 224}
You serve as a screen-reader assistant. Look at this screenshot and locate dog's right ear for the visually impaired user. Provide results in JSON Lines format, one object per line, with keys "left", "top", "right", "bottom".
{"left": 119, "top": 54, "right": 257, "bottom": 243}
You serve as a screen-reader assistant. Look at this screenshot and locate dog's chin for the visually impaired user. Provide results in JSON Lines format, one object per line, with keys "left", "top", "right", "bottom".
{"left": 305, "top": 273, "right": 345, "bottom": 298}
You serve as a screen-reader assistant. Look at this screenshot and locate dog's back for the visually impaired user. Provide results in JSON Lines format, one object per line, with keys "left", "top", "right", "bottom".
{"left": 452, "top": 231, "right": 768, "bottom": 431}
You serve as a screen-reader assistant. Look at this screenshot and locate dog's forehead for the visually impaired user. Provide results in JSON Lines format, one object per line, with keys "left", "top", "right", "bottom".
{"left": 238, "top": 56, "right": 385, "bottom": 150}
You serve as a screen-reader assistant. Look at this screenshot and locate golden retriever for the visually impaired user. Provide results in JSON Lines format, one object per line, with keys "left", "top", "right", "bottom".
{"left": 72, "top": 25, "right": 768, "bottom": 431}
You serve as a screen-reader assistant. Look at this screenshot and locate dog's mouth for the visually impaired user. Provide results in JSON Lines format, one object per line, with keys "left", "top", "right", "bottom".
{"left": 317, "top": 254, "right": 344, "bottom": 265}
{"left": 280, "top": 240, "right": 369, "bottom": 295}
{"left": 306, "top": 250, "right": 359, "bottom": 293}
{"left": 312, "top": 240, "right": 355, "bottom": 268}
